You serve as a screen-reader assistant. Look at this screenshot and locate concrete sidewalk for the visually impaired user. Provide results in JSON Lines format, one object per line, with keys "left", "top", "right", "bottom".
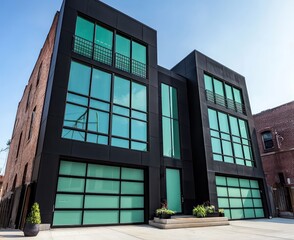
{"left": 1, "top": 218, "right": 294, "bottom": 240}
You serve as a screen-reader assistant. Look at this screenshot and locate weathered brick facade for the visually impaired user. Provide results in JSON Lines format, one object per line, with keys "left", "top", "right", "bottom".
{"left": 1, "top": 14, "right": 58, "bottom": 198}
{"left": 254, "top": 101, "right": 294, "bottom": 214}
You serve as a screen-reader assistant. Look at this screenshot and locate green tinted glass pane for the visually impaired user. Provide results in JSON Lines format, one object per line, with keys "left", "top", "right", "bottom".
{"left": 121, "top": 181, "right": 144, "bottom": 195}
{"left": 228, "top": 188, "right": 241, "bottom": 197}
{"left": 55, "top": 194, "right": 83, "bottom": 208}
{"left": 112, "top": 115, "right": 129, "bottom": 138}
{"left": 252, "top": 189, "right": 261, "bottom": 198}
{"left": 120, "top": 210, "right": 144, "bottom": 223}
{"left": 232, "top": 136, "right": 241, "bottom": 143}
{"left": 121, "top": 168, "right": 144, "bottom": 181}
{"left": 233, "top": 143, "right": 243, "bottom": 158}
{"left": 214, "top": 79, "right": 224, "bottom": 96}
{"left": 208, "top": 109, "right": 218, "bottom": 130}
{"left": 111, "top": 138, "right": 129, "bottom": 148}
{"left": 83, "top": 210, "right": 119, "bottom": 225}
{"left": 218, "top": 112, "right": 229, "bottom": 133}
{"left": 224, "top": 156, "right": 234, "bottom": 163}
{"left": 170, "top": 87, "right": 179, "bottom": 120}
{"left": 211, "top": 138, "right": 222, "bottom": 154}
{"left": 246, "top": 161, "right": 253, "bottom": 167}
{"left": 131, "top": 120, "right": 147, "bottom": 141}
{"left": 59, "top": 161, "right": 86, "bottom": 176}
{"left": 88, "top": 110, "right": 109, "bottom": 134}
{"left": 229, "top": 116, "right": 240, "bottom": 136}
{"left": 53, "top": 211, "right": 82, "bottom": 226}
{"left": 253, "top": 199, "right": 263, "bottom": 208}
{"left": 243, "top": 198, "right": 253, "bottom": 207}
{"left": 204, "top": 74, "right": 213, "bottom": 91}
{"left": 67, "top": 93, "right": 88, "bottom": 106}
{"left": 87, "top": 164, "right": 120, "bottom": 179}
{"left": 241, "top": 188, "right": 252, "bottom": 198}
{"left": 255, "top": 208, "right": 264, "bottom": 218}
{"left": 90, "top": 69, "right": 111, "bottom": 101}
{"left": 68, "top": 61, "right": 91, "bottom": 96}
{"left": 218, "top": 198, "right": 229, "bottom": 208}
{"left": 95, "top": 25, "right": 113, "bottom": 49}
{"left": 236, "top": 158, "right": 245, "bottom": 165}
{"left": 217, "top": 187, "right": 228, "bottom": 197}
{"left": 244, "top": 209, "right": 255, "bottom": 218}
{"left": 113, "top": 105, "right": 130, "bottom": 117}
{"left": 229, "top": 198, "right": 242, "bottom": 208}
{"left": 162, "top": 117, "right": 172, "bottom": 157}
{"left": 84, "top": 195, "right": 119, "bottom": 208}
{"left": 62, "top": 129, "right": 85, "bottom": 141}
{"left": 213, "top": 154, "right": 223, "bottom": 162}
{"left": 90, "top": 100, "right": 109, "bottom": 111}
{"left": 113, "top": 76, "right": 130, "bottom": 107}
{"left": 216, "top": 176, "right": 226, "bottom": 186}
{"left": 86, "top": 134, "right": 108, "bottom": 145}
{"left": 161, "top": 84, "right": 170, "bottom": 117}
{"left": 57, "top": 177, "right": 85, "bottom": 192}
{"left": 86, "top": 179, "right": 120, "bottom": 194}
{"left": 63, "top": 104, "right": 87, "bottom": 130}
{"left": 166, "top": 168, "right": 182, "bottom": 213}
{"left": 233, "top": 88, "right": 242, "bottom": 103}
{"left": 238, "top": 120, "right": 248, "bottom": 139}
{"left": 240, "top": 179, "right": 250, "bottom": 188}
{"left": 227, "top": 177, "right": 239, "bottom": 187}
{"left": 116, "top": 35, "right": 130, "bottom": 57}
{"left": 250, "top": 180, "right": 259, "bottom": 189}
{"left": 210, "top": 130, "right": 219, "bottom": 138}
{"left": 171, "top": 119, "right": 181, "bottom": 159}
{"left": 222, "top": 140, "right": 233, "bottom": 156}
{"left": 132, "top": 82, "right": 147, "bottom": 112}
{"left": 221, "top": 133, "right": 230, "bottom": 140}
{"left": 132, "top": 42, "right": 146, "bottom": 64}
{"left": 225, "top": 84, "right": 233, "bottom": 100}
{"left": 131, "top": 141, "right": 147, "bottom": 151}
{"left": 243, "top": 145, "right": 251, "bottom": 160}
{"left": 242, "top": 139, "right": 249, "bottom": 145}
{"left": 75, "top": 17, "right": 94, "bottom": 41}
{"left": 224, "top": 209, "right": 231, "bottom": 219}
{"left": 132, "top": 110, "right": 147, "bottom": 121}
{"left": 121, "top": 196, "right": 144, "bottom": 208}
{"left": 231, "top": 209, "right": 244, "bottom": 219}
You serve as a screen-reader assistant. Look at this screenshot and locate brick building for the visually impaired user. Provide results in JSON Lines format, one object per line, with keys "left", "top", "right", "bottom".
{"left": 254, "top": 101, "right": 294, "bottom": 217}
{"left": 0, "top": 0, "right": 270, "bottom": 229}
{"left": 0, "top": 176, "right": 3, "bottom": 200}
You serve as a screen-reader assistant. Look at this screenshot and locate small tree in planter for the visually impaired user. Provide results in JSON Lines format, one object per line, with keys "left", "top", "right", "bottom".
{"left": 23, "top": 202, "right": 41, "bottom": 237}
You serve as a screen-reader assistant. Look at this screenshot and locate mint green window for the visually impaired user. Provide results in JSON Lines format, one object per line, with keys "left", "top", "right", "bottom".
{"left": 166, "top": 169, "right": 182, "bottom": 213}
{"left": 204, "top": 74, "right": 245, "bottom": 114}
{"left": 62, "top": 61, "right": 148, "bottom": 151}
{"left": 94, "top": 25, "right": 113, "bottom": 65}
{"left": 54, "top": 161, "right": 145, "bottom": 226}
{"left": 215, "top": 176, "right": 264, "bottom": 220}
{"left": 132, "top": 41, "right": 147, "bottom": 78}
{"left": 161, "top": 83, "right": 180, "bottom": 159}
{"left": 115, "top": 35, "right": 131, "bottom": 72}
{"left": 208, "top": 108, "right": 254, "bottom": 167}
{"left": 74, "top": 17, "right": 94, "bottom": 58}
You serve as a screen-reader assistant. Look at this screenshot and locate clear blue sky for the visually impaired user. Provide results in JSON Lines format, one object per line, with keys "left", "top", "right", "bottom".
{"left": 1, "top": 0, "right": 294, "bottom": 173}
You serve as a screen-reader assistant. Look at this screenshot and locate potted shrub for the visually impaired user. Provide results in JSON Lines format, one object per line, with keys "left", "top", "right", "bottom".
{"left": 192, "top": 205, "right": 206, "bottom": 218}
{"left": 218, "top": 208, "right": 225, "bottom": 217}
{"left": 156, "top": 208, "right": 175, "bottom": 219}
{"left": 23, "top": 202, "right": 41, "bottom": 237}
{"left": 203, "top": 201, "right": 219, "bottom": 217}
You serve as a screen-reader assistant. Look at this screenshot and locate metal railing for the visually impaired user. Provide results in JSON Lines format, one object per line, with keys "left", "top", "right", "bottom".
{"left": 206, "top": 90, "right": 246, "bottom": 114}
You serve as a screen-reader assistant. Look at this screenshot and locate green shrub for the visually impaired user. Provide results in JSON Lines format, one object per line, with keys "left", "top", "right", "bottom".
{"left": 156, "top": 208, "right": 175, "bottom": 216}
{"left": 192, "top": 205, "right": 206, "bottom": 218}
{"left": 26, "top": 202, "right": 41, "bottom": 224}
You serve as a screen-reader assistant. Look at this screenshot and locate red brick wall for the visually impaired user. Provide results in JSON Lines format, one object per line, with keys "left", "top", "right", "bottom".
{"left": 254, "top": 101, "right": 294, "bottom": 186}
{"left": 1, "top": 14, "right": 58, "bottom": 197}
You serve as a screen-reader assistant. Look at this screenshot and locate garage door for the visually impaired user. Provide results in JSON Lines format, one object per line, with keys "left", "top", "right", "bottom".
{"left": 216, "top": 176, "right": 265, "bottom": 219}
{"left": 52, "top": 160, "right": 145, "bottom": 226}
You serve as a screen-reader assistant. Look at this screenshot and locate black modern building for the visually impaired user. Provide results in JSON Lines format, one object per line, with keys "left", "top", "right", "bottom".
{"left": 1, "top": 0, "right": 271, "bottom": 228}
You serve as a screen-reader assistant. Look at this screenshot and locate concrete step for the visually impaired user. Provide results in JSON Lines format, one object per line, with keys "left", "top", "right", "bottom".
{"left": 149, "top": 216, "right": 230, "bottom": 229}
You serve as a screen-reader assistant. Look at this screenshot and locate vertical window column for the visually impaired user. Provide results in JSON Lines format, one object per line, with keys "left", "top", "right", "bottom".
{"left": 161, "top": 83, "right": 180, "bottom": 159}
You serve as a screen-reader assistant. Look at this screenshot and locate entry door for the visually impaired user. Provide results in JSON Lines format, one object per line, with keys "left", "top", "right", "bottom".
{"left": 166, "top": 168, "right": 182, "bottom": 213}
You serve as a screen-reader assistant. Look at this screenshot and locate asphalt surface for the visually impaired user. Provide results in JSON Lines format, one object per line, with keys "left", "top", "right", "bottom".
{"left": 1, "top": 218, "right": 294, "bottom": 240}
